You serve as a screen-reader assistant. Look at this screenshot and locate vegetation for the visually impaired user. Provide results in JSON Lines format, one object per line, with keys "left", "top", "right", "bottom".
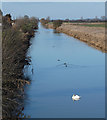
{"left": 61, "top": 16, "right": 107, "bottom": 23}
{"left": 40, "top": 17, "right": 63, "bottom": 29}
{"left": 40, "top": 17, "right": 51, "bottom": 26}
{"left": 2, "top": 14, "right": 38, "bottom": 118}
{"left": 53, "top": 20, "right": 63, "bottom": 29}
{"left": 40, "top": 18, "right": 49, "bottom": 25}
{"left": 41, "top": 17, "right": 106, "bottom": 30}
{"left": 0, "top": 10, "right": 2, "bottom": 24}
{"left": 78, "top": 24, "right": 105, "bottom": 27}
{"left": 15, "top": 15, "right": 38, "bottom": 33}
{"left": 0, "top": 50, "right": 1, "bottom": 119}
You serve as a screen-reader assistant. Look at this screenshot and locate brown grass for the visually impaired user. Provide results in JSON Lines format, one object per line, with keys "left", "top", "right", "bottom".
{"left": 2, "top": 15, "right": 38, "bottom": 118}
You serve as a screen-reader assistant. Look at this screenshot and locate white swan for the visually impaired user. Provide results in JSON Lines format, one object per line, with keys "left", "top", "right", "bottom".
{"left": 72, "top": 94, "right": 81, "bottom": 101}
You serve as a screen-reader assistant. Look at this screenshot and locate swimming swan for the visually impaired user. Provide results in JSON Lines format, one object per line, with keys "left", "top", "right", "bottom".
{"left": 72, "top": 94, "right": 81, "bottom": 101}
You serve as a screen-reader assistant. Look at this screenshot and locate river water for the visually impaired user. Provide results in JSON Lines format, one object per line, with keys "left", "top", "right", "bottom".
{"left": 23, "top": 23, "right": 105, "bottom": 118}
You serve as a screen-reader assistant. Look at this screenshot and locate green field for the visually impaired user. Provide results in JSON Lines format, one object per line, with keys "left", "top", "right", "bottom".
{"left": 79, "top": 24, "right": 105, "bottom": 27}
{"left": 48, "top": 22, "right": 53, "bottom": 24}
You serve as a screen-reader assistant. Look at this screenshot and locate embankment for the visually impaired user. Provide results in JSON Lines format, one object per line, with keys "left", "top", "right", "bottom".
{"left": 45, "top": 23, "right": 106, "bottom": 52}
{"left": 2, "top": 14, "right": 38, "bottom": 119}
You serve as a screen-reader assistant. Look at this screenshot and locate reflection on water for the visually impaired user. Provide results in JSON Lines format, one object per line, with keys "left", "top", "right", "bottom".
{"left": 23, "top": 23, "right": 105, "bottom": 118}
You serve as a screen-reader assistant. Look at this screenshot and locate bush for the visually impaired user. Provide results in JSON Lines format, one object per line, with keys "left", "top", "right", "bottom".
{"left": 15, "top": 17, "right": 38, "bottom": 33}
{"left": 53, "top": 20, "right": 63, "bottom": 29}
{"left": 40, "top": 18, "right": 50, "bottom": 25}
{"left": 2, "top": 14, "right": 38, "bottom": 117}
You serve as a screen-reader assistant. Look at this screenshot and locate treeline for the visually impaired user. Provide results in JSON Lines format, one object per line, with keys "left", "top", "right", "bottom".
{"left": 2, "top": 13, "right": 38, "bottom": 118}
{"left": 62, "top": 18, "right": 107, "bottom": 23}
{"left": 40, "top": 17, "right": 106, "bottom": 30}
{"left": 40, "top": 18, "right": 63, "bottom": 29}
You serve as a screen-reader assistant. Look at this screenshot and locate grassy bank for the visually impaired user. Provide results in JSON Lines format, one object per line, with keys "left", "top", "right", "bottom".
{"left": 41, "top": 19, "right": 106, "bottom": 52}
{"left": 56, "top": 23, "right": 106, "bottom": 52}
{"left": 2, "top": 14, "right": 38, "bottom": 118}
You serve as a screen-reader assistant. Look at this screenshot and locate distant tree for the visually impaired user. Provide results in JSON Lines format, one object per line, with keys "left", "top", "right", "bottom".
{"left": 46, "top": 16, "right": 50, "bottom": 21}
{"left": 65, "top": 19, "right": 69, "bottom": 22}
{"left": 95, "top": 16, "right": 98, "bottom": 20}
{"left": 81, "top": 16, "right": 83, "bottom": 20}
{"left": 5, "top": 14, "right": 11, "bottom": 18}
{"left": 31, "top": 16, "right": 39, "bottom": 21}
{"left": 3, "top": 14, "right": 12, "bottom": 29}
{"left": 40, "top": 18, "right": 49, "bottom": 25}
{"left": 53, "top": 20, "right": 63, "bottom": 29}
{"left": 101, "top": 16, "right": 106, "bottom": 20}
{"left": 0, "top": 9, "right": 3, "bottom": 16}
{"left": 24, "top": 15, "right": 29, "bottom": 19}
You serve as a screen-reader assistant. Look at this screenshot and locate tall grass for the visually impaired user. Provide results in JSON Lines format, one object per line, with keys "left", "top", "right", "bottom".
{"left": 2, "top": 14, "right": 38, "bottom": 118}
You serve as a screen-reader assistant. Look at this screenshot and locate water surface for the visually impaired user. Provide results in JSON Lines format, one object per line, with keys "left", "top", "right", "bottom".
{"left": 23, "top": 23, "right": 105, "bottom": 118}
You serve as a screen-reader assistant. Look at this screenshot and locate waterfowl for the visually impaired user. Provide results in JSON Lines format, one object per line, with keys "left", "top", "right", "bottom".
{"left": 64, "top": 63, "right": 67, "bottom": 67}
{"left": 32, "top": 68, "right": 34, "bottom": 74}
{"left": 57, "top": 59, "right": 60, "bottom": 61}
{"left": 72, "top": 94, "right": 81, "bottom": 101}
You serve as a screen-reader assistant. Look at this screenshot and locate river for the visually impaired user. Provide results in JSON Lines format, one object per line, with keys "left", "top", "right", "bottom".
{"left": 23, "top": 23, "right": 105, "bottom": 118}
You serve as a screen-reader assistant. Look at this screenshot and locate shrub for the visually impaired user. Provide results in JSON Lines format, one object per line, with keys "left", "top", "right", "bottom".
{"left": 40, "top": 18, "right": 50, "bottom": 25}
{"left": 15, "top": 17, "right": 38, "bottom": 33}
{"left": 53, "top": 20, "right": 63, "bottom": 29}
{"left": 2, "top": 14, "right": 38, "bottom": 117}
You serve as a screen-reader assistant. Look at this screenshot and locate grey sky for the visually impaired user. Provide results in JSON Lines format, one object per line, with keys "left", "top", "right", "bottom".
{"left": 2, "top": 2, "right": 105, "bottom": 19}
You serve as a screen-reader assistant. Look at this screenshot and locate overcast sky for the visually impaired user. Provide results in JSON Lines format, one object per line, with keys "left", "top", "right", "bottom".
{"left": 2, "top": 2, "right": 105, "bottom": 19}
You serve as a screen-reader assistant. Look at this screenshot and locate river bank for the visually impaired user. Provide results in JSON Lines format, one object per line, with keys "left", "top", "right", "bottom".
{"left": 0, "top": 28, "right": 2, "bottom": 120}
{"left": 44, "top": 22, "right": 106, "bottom": 52}
{"left": 2, "top": 14, "right": 38, "bottom": 119}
